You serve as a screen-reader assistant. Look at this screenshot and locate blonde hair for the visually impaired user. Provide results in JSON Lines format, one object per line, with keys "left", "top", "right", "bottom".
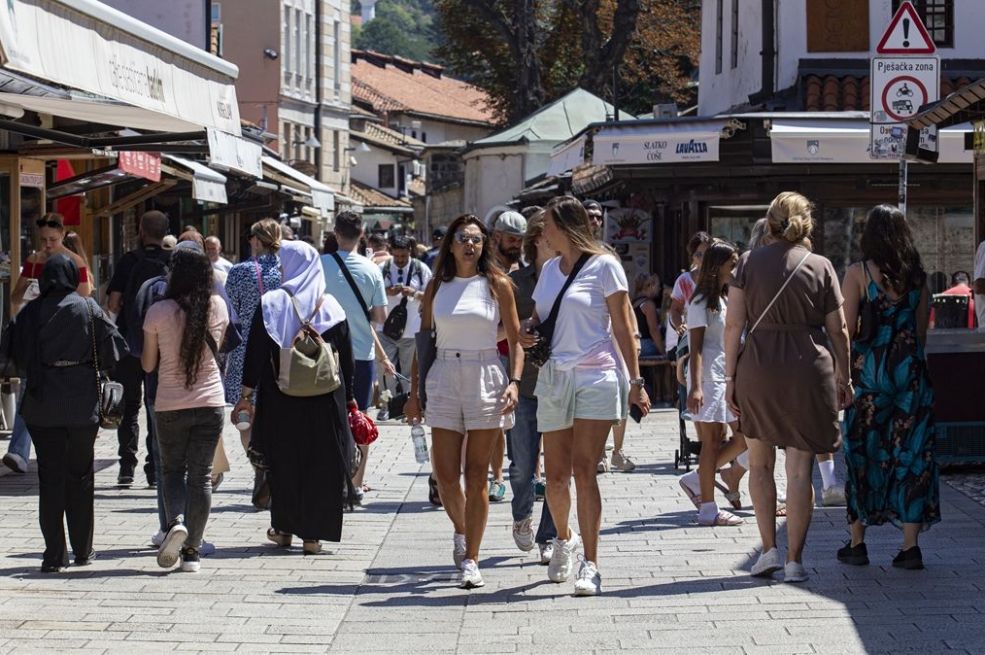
{"left": 748, "top": 217, "right": 769, "bottom": 250}
{"left": 250, "top": 218, "right": 282, "bottom": 253}
{"left": 545, "top": 196, "right": 608, "bottom": 257}
{"left": 766, "top": 192, "right": 814, "bottom": 244}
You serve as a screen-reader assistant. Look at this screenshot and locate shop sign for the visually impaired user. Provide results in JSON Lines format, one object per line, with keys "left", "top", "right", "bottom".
{"left": 207, "top": 128, "right": 263, "bottom": 178}
{"left": 19, "top": 173, "right": 44, "bottom": 188}
{"left": 548, "top": 135, "right": 586, "bottom": 176}
{"left": 117, "top": 151, "right": 161, "bottom": 182}
{"left": 593, "top": 132, "right": 720, "bottom": 166}
{"left": 0, "top": 0, "right": 241, "bottom": 134}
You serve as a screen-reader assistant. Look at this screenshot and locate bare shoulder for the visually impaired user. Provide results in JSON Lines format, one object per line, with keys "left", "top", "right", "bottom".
{"left": 488, "top": 273, "right": 515, "bottom": 298}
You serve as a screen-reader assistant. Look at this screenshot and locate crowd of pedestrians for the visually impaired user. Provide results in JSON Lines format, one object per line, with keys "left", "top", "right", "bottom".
{"left": 0, "top": 192, "right": 946, "bottom": 595}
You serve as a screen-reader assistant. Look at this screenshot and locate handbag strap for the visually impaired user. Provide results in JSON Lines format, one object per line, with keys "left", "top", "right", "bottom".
{"left": 254, "top": 258, "right": 265, "bottom": 295}
{"left": 748, "top": 249, "right": 811, "bottom": 336}
{"left": 86, "top": 300, "right": 105, "bottom": 421}
{"left": 860, "top": 260, "right": 875, "bottom": 301}
{"left": 331, "top": 252, "right": 371, "bottom": 323}
{"left": 540, "top": 253, "right": 591, "bottom": 334}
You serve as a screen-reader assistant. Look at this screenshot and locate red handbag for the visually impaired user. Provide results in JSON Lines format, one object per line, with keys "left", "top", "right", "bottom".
{"left": 348, "top": 403, "right": 379, "bottom": 446}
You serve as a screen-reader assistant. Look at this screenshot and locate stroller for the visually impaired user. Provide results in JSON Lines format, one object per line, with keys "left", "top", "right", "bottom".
{"left": 671, "top": 331, "right": 701, "bottom": 470}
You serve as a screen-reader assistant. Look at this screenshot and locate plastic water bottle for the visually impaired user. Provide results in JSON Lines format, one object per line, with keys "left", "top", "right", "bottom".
{"left": 411, "top": 422, "right": 429, "bottom": 463}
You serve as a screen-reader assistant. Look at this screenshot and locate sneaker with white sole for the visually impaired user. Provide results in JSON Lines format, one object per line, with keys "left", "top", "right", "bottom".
{"left": 783, "top": 561, "right": 809, "bottom": 583}
{"left": 150, "top": 530, "right": 165, "bottom": 548}
{"left": 157, "top": 523, "right": 188, "bottom": 569}
{"left": 459, "top": 559, "right": 484, "bottom": 589}
{"left": 452, "top": 533, "right": 467, "bottom": 570}
{"left": 180, "top": 547, "right": 200, "bottom": 573}
{"left": 596, "top": 458, "right": 609, "bottom": 474}
{"left": 512, "top": 517, "right": 535, "bottom": 552}
{"left": 610, "top": 450, "right": 636, "bottom": 472}
{"left": 488, "top": 480, "right": 506, "bottom": 502}
{"left": 548, "top": 532, "right": 581, "bottom": 582}
{"left": 2, "top": 452, "right": 27, "bottom": 474}
{"left": 538, "top": 542, "right": 554, "bottom": 565}
{"left": 573, "top": 559, "right": 601, "bottom": 596}
{"left": 821, "top": 485, "right": 847, "bottom": 506}
{"left": 750, "top": 547, "right": 783, "bottom": 578}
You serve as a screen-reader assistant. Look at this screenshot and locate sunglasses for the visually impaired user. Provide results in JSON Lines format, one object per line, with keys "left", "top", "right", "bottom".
{"left": 454, "top": 233, "right": 484, "bottom": 246}
{"left": 37, "top": 219, "right": 62, "bottom": 229}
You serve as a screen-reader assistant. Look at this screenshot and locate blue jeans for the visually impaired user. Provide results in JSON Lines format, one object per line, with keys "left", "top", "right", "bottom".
{"left": 144, "top": 375, "right": 167, "bottom": 533}
{"left": 507, "top": 395, "right": 556, "bottom": 544}
{"left": 6, "top": 380, "right": 32, "bottom": 462}
{"left": 155, "top": 407, "right": 224, "bottom": 550}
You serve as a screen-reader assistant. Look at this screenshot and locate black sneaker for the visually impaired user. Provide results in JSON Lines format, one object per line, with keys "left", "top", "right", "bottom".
{"left": 74, "top": 551, "right": 96, "bottom": 566}
{"left": 157, "top": 523, "right": 188, "bottom": 568}
{"left": 836, "top": 541, "right": 869, "bottom": 566}
{"left": 180, "top": 547, "right": 200, "bottom": 573}
{"left": 892, "top": 546, "right": 924, "bottom": 570}
{"left": 117, "top": 464, "right": 135, "bottom": 487}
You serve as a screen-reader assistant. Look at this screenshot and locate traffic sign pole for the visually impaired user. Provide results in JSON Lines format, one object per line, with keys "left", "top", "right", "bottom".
{"left": 898, "top": 159, "right": 908, "bottom": 214}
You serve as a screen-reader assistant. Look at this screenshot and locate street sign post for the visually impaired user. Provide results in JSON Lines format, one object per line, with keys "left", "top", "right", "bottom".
{"left": 870, "top": 1, "right": 939, "bottom": 214}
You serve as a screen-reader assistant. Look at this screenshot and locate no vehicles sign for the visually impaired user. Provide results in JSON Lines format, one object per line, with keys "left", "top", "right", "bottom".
{"left": 870, "top": 57, "right": 938, "bottom": 159}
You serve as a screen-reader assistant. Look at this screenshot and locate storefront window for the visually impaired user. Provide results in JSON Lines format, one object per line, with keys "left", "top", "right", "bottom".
{"left": 708, "top": 206, "right": 767, "bottom": 252}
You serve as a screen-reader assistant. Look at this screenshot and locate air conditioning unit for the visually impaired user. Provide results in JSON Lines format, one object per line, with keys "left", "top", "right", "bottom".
{"left": 653, "top": 103, "right": 678, "bottom": 119}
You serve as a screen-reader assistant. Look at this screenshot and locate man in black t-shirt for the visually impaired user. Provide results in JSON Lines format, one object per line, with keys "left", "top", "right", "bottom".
{"left": 106, "top": 210, "right": 171, "bottom": 486}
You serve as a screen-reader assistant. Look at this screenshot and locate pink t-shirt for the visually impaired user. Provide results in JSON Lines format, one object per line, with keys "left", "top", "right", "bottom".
{"left": 144, "top": 297, "right": 229, "bottom": 412}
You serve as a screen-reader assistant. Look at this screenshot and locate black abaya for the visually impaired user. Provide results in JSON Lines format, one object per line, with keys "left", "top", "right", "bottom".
{"left": 242, "top": 308, "right": 356, "bottom": 542}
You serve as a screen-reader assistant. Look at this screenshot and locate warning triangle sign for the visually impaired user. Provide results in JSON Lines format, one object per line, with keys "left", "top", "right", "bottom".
{"left": 876, "top": 1, "right": 936, "bottom": 54}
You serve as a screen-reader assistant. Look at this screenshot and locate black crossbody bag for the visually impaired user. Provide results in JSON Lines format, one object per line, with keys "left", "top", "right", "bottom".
{"left": 524, "top": 253, "right": 590, "bottom": 368}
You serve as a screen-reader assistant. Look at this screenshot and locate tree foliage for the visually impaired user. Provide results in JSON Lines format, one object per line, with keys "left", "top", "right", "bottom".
{"left": 353, "top": 0, "right": 437, "bottom": 61}
{"left": 434, "top": 0, "right": 699, "bottom": 124}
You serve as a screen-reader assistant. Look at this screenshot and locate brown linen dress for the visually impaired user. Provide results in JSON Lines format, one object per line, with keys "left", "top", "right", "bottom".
{"left": 732, "top": 241, "right": 843, "bottom": 453}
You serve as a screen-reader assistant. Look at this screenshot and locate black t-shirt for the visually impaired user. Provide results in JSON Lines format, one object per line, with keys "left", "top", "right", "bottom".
{"left": 108, "top": 245, "right": 171, "bottom": 333}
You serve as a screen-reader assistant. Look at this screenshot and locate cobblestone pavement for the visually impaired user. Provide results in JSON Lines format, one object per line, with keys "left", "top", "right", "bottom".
{"left": 1, "top": 409, "right": 983, "bottom": 654}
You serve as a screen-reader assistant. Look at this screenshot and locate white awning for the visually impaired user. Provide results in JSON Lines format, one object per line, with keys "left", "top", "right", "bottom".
{"left": 548, "top": 135, "right": 587, "bottom": 176}
{"left": 592, "top": 119, "right": 728, "bottom": 166}
{"left": 163, "top": 155, "right": 227, "bottom": 204}
{"left": 262, "top": 156, "right": 335, "bottom": 213}
{"left": 0, "top": 0, "right": 241, "bottom": 134}
{"left": 0, "top": 91, "right": 201, "bottom": 133}
{"left": 770, "top": 119, "right": 973, "bottom": 164}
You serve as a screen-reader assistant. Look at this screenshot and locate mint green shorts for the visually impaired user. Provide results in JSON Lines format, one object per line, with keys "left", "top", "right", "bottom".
{"left": 534, "top": 359, "right": 628, "bottom": 433}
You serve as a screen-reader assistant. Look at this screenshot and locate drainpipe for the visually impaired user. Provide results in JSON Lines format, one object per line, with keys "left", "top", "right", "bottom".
{"left": 761, "top": 0, "right": 776, "bottom": 100}
{"left": 314, "top": 0, "right": 323, "bottom": 179}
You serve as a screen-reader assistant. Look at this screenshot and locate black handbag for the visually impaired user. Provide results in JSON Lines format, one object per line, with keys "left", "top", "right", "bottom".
{"left": 524, "top": 253, "right": 590, "bottom": 368}
{"left": 0, "top": 322, "right": 21, "bottom": 379}
{"left": 856, "top": 262, "right": 880, "bottom": 343}
{"left": 383, "top": 298, "right": 409, "bottom": 340}
{"left": 414, "top": 279, "right": 441, "bottom": 410}
{"left": 87, "top": 301, "right": 125, "bottom": 430}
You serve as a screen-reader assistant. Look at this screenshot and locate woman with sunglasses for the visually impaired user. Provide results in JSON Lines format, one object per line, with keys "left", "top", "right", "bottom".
{"left": 523, "top": 196, "right": 651, "bottom": 596}
{"left": 13, "top": 213, "right": 92, "bottom": 308}
{"left": 405, "top": 214, "right": 524, "bottom": 590}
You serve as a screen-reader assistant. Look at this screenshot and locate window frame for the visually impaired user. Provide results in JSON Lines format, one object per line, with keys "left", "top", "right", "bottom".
{"left": 730, "top": 0, "right": 739, "bottom": 69}
{"left": 892, "top": 0, "right": 954, "bottom": 48}
{"left": 378, "top": 164, "right": 395, "bottom": 189}
{"left": 715, "top": 0, "right": 723, "bottom": 74}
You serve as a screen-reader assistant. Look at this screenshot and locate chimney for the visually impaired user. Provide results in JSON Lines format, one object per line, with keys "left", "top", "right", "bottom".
{"left": 361, "top": 0, "right": 377, "bottom": 23}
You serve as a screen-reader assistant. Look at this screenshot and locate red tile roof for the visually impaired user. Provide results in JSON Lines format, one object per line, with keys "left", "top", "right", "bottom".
{"left": 803, "top": 74, "right": 973, "bottom": 111}
{"left": 352, "top": 50, "right": 496, "bottom": 126}
{"left": 349, "top": 180, "right": 412, "bottom": 209}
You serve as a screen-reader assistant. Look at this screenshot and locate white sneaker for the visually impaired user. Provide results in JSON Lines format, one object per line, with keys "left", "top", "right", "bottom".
{"left": 150, "top": 530, "right": 165, "bottom": 548}
{"left": 538, "top": 542, "right": 554, "bottom": 565}
{"left": 573, "top": 559, "right": 601, "bottom": 596}
{"left": 548, "top": 532, "right": 581, "bottom": 582}
{"left": 751, "top": 547, "right": 783, "bottom": 578}
{"left": 157, "top": 524, "right": 188, "bottom": 569}
{"left": 459, "top": 559, "right": 484, "bottom": 589}
{"left": 512, "top": 517, "right": 535, "bottom": 552}
{"left": 821, "top": 485, "right": 847, "bottom": 506}
{"left": 784, "top": 561, "right": 809, "bottom": 583}
{"left": 452, "top": 533, "right": 467, "bottom": 570}
{"left": 610, "top": 450, "right": 636, "bottom": 472}
{"left": 596, "top": 458, "right": 609, "bottom": 474}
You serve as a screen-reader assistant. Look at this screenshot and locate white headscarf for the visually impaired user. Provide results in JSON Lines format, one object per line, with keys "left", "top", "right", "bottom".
{"left": 261, "top": 240, "right": 345, "bottom": 347}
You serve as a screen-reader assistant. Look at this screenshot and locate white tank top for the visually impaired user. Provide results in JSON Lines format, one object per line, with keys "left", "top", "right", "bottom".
{"left": 432, "top": 275, "right": 500, "bottom": 351}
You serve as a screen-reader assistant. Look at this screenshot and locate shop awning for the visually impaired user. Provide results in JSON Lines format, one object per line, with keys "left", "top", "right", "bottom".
{"left": 0, "top": 0, "right": 241, "bottom": 134}
{"left": 163, "top": 155, "right": 228, "bottom": 204}
{"left": 770, "top": 119, "right": 973, "bottom": 164}
{"left": 261, "top": 156, "right": 335, "bottom": 213}
{"left": 0, "top": 91, "right": 200, "bottom": 133}
{"left": 592, "top": 119, "right": 730, "bottom": 166}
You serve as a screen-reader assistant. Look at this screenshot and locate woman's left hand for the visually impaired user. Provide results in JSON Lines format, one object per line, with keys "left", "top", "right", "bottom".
{"left": 501, "top": 381, "right": 519, "bottom": 414}
{"left": 726, "top": 380, "right": 741, "bottom": 417}
{"left": 630, "top": 384, "right": 651, "bottom": 418}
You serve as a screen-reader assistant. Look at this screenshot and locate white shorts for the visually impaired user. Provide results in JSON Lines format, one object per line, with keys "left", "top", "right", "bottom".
{"left": 534, "top": 359, "right": 628, "bottom": 433}
{"left": 425, "top": 348, "right": 515, "bottom": 434}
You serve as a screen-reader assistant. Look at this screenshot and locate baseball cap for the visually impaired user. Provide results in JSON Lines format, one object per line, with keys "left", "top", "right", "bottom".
{"left": 432, "top": 226, "right": 447, "bottom": 238}
{"left": 175, "top": 240, "right": 204, "bottom": 254}
{"left": 494, "top": 210, "right": 527, "bottom": 236}
{"left": 583, "top": 199, "right": 602, "bottom": 212}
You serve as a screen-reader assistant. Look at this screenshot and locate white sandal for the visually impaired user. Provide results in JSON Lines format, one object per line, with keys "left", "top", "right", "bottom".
{"left": 697, "top": 510, "right": 744, "bottom": 526}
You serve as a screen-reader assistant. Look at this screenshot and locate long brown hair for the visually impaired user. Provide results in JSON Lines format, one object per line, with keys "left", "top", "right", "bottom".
{"left": 692, "top": 239, "right": 737, "bottom": 312}
{"left": 432, "top": 213, "right": 510, "bottom": 295}
{"left": 545, "top": 196, "right": 608, "bottom": 257}
{"left": 860, "top": 204, "right": 926, "bottom": 295}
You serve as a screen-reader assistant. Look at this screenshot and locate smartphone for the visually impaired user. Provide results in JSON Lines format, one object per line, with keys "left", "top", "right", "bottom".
{"left": 629, "top": 404, "right": 645, "bottom": 424}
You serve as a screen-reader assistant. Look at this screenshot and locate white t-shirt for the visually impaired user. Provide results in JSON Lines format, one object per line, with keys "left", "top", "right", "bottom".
{"left": 380, "top": 258, "right": 432, "bottom": 339}
{"left": 532, "top": 254, "right": 628, "bottom": 369}
{"left": 686, "top": 295, "right": 727, "bottom": 384}
{"left": 665, "top": 270, "right": 697, "bottom": 352}
{"left": 975, "top": 241, "right": 985, "bottom": 328}
{"left": 433, "top": 275, "right": 500, "bottom": 351}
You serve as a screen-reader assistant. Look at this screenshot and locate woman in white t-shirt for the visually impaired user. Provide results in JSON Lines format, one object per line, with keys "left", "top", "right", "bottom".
{"left": 522, "top": 196, "right": 650, "bottom": 597}
{"left": 666, "top": 231, "right": 711, "bottom": 353}
{"left": 405, "top": 214, "right": 524, "bottom": 590}
{"left": 679, "top": 239, "right": 744, "bottom": 527}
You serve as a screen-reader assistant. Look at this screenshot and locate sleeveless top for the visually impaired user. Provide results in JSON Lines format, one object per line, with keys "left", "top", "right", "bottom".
{"left": 432, "top": 276, "right": 500, "bottom": 351}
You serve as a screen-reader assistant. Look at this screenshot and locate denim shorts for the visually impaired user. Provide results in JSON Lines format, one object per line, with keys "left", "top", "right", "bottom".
{"left": 534, "top": 359, "right": 628, "bottom": 433}
{"left": 425, "top": 348, "right": 515, "bottom": 434}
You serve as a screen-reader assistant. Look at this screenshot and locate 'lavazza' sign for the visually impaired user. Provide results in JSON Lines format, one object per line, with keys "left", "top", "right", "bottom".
{"left": 594, "top": 134, "right": 720, "bottom": 165}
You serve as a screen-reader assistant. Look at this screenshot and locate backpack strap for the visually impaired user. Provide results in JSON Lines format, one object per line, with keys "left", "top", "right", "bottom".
{"left": 285, "top": 290, "right": 325, "bottom": 329}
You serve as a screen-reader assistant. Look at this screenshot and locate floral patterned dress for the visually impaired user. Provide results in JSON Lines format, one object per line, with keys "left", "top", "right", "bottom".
{"left": 843, "top": 270, "right": 940, "bottom": 531}
{"left": 223, "top": 254, "right": 281, "bottom": 405}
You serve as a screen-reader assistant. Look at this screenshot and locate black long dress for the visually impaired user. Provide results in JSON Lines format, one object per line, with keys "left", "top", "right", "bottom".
{"left": 242, "top": 308, "right": 356, "bottom": 542}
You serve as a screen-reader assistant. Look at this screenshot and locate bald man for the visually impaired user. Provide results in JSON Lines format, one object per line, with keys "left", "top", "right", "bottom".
{"left": 205, "top": 235, "right": 233, "bottom": 274}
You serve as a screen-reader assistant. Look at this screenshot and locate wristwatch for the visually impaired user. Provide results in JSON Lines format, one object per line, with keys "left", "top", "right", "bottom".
{"left": 628, "top": 377, "right": 646, "bottom": 388}
{"left": 509, "top": 378, "right": 522, "bottom": 386}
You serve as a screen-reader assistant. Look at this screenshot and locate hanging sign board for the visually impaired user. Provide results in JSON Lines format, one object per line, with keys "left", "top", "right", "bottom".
{"left": 870, "top": 2, "right": 938, "bottom": 160}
